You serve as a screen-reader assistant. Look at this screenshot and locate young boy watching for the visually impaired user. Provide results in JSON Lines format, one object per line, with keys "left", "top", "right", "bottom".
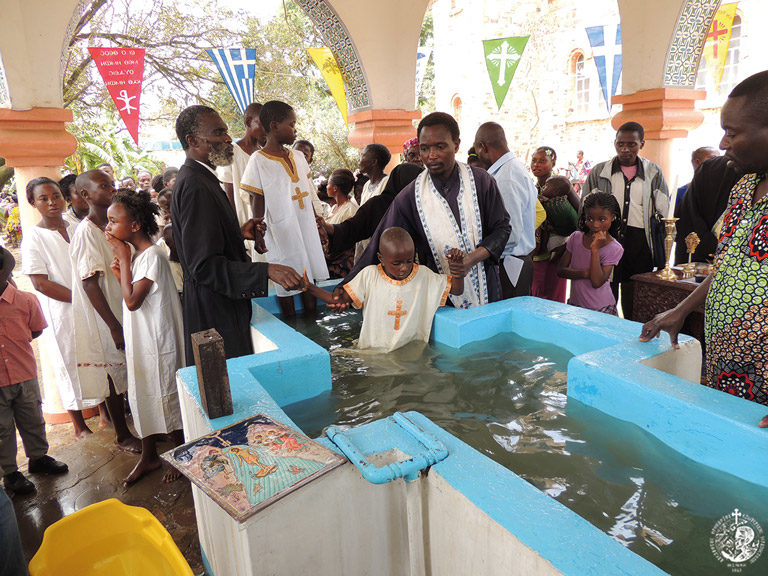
{"left": 0, "top": 247, "right": 68, "bottom": 495}
{"left": 70, "top": 170, "right": 140, "bottom": 453}
{"left": 304, "top": 227, "right": 465, "bottom": 351}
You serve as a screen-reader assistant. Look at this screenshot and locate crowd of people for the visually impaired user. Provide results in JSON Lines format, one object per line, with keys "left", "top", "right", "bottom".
{"left": 2, "top": 71, "right": 768, "bottom": 533}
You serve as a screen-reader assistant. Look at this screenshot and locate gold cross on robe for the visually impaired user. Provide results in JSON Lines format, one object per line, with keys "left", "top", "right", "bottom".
{"left": 292, "top": 187, "right": 309, "bottom": 210}
{"left": 387, "top": 299, "right": 408, "bottom": 330}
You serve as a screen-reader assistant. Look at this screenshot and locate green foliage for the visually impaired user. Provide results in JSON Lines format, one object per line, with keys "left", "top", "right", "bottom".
{"left": 0, "top": 158, "right": 13, "bottom": 191}
{"left": 418, "top": 10, "right": 436, "bottom": 113}
{"left": 65, "top": 116, "right": 164, "bottom": 176}
{"left": 61, "top": 0, "right": 358, "bottom": 177}
{"left": 237, "top": 3, "right": 358, "bottom": 174}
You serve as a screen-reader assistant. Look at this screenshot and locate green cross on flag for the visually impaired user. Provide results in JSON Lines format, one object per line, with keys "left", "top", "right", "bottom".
{"left": 483, "top": 36, "right": 529, "bottom": 110}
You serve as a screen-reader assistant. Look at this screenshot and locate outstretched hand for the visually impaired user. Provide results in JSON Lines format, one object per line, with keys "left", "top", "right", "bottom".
{"left": 327, "top": 285, "right": 351, "bottom": 311}
{"left": 267, "top": 264, "right": 302, "bottom": 291}
{"left": 639, "top": 307, "right": 687, "bottom": 349}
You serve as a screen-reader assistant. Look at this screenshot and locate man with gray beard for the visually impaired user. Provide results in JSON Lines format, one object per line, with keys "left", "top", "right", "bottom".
{"left": 171, "top": 105, "right": 301, "bottom": 365}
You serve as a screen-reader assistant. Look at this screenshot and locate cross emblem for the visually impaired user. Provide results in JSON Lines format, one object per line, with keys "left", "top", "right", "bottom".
{"left": 229, "top": 49, "right": 257, "bottom": 76}
{"left": 706, "top": 19, "right": 728, "bottom": 58}
{"left": 387, "top": 299, "right": 408, "bottom": 330}
{"left": 116, "top": 89, "right": 137, "bottom": 115}
{"left": 486, "top": 41, "right": 520, "bottom": 86}
{"left": 292, "top": 187, "right": 309, "bottom": 210}
{"left": 589, "top": 26, "right": 621, "bottom": 102}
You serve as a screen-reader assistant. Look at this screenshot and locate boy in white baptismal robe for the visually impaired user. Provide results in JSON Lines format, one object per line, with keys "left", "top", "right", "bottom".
{"left": 240, "top": 100, "right": 329, "bottom": 317}
{"left": 305, "top": 227, "right": 465, "bottom": 352}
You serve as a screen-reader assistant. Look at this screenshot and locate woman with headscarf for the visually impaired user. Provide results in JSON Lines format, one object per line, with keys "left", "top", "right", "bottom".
{"left": 402, "top": 138, "right": 423, "bottom": 167}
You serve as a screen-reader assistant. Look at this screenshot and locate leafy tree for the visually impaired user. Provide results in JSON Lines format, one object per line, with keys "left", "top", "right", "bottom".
{"left": 0, "top": 158, "right": 13, "bottom": 191}
{"left": 65, "top": 116, "right": 164, "bottom": 176}
{"left": 63, "top": 0, "right": 237, "bottom": 117}
{"left": 237, "top": 3, "right": 358, "bottom": 173}
{"left": 62, "top": 0, "right": 357, "bottom": 175}
{"left": 418, "top": 10, "right": 436, "bottom": 113}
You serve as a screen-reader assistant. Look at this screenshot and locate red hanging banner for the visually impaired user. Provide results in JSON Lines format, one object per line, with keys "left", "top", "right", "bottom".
{"left": 88, "top": 47, "right": 145, "bottom": 146}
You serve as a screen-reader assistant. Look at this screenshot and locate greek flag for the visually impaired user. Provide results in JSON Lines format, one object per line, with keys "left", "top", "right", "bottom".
{"left": 585, "top": 25, "right": 622, "bottom": 112}
{"left": 206, "top": 48, "right": 257, "bottom": 115}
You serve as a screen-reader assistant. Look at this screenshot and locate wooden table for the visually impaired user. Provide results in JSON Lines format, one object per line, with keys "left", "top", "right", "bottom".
{"left": 630, "top": 270, "right": 706, "bottom": 346}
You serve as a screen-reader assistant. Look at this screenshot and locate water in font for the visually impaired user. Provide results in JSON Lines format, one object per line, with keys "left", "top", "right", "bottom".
{"left": 282, "top": 311, "right": 768, "bottom": 575}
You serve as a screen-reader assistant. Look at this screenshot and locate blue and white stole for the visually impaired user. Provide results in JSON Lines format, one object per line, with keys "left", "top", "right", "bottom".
{"left": 414, "top": 162, "right": 488, "bottom": 309}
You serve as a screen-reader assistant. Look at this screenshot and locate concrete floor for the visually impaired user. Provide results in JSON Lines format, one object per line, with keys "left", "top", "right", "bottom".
{"left": 10, "top": 416, "right": 204, "bottom": 574}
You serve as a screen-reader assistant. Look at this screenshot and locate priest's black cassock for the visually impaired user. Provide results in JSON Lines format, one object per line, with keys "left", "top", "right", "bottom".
{"left": 171, "top": 158, "right": 268, "bottom": 365}
{"left": 344, "top": 163, "right": 511, "bottom": 302}
{"left": 327, "top": 162, "right": 423, "bottom": 254}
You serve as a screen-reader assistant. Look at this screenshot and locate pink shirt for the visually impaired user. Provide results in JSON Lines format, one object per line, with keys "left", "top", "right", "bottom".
{"left": 0, "top": 282, "right": 47, "bottom": 387}
{"left": 566, "top": 231, "right": 624, "bottom": 311}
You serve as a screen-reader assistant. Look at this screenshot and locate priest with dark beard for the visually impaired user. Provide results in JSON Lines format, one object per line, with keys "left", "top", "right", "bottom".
{"left": 171, "top": 105, "right": 302, "bottom": 365}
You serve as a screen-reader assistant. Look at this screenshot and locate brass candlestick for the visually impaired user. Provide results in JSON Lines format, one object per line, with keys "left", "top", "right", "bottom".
{"left": 681, "top": 232, "right": 700, "bottom": 279}
{"left": 657, "top": 217, "right": 679, "bottom": 281}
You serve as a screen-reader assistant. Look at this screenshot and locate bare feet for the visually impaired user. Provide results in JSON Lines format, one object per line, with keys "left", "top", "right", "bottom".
{"left": 123, "top": 458, "right": 162, "bottom": 486}
{"left": 73, "top": 428, "right": 93, "bottom": 441}
{"left": 162, "top": 465, "right": 183, "bottom": 484}
{"left": 759, "top": 415, "right": 768, "bottom": 428}
{"left": 98, "top": 402, "right": 111, "bottom": 429}
{"left": 115, "top": 435, "right": 142, "bottom": 454}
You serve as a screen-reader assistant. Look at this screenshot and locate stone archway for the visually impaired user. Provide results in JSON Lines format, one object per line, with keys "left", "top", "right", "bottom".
{"left": 663, "top": 0, "right": 723, "bottom": 87}
{"left": 293, "top": 0, "right": 371, "bottom": 112}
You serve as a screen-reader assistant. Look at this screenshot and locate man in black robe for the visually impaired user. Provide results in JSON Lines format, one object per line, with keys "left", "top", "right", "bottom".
{"left": 321, "top": 162, "right": 423, "bottom": 254}
{"left": 171, "top": 105, "right": 302, "bottom": 365}
{"left": 674, "top": 155, "right": 740, "bottom": 265}
{"left": 341, "top": 112, "right": 511, "bottom": 303}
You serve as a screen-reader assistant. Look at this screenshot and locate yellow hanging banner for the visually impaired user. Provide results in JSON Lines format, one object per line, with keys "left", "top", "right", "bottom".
{"left": 307, "top": 47, "right": 348, "bottom": 126}
{"left": 702, "top": 3, "right": 738, "bottom": 88}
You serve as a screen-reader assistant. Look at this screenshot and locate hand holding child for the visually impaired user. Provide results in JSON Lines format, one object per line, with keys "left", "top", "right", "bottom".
{"left": 446, "top": 249, "right": 468, "bottom": 277}
{"left": 328, "top": 286, "right": 352, "bottom": 311}
{"left": 242, "top": 217, "right": 268, "bottom": 254}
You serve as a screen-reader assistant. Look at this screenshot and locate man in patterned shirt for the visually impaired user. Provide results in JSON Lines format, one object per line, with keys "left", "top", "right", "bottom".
{"left": 640, "top": 70, "right": 768, "bottom": 427}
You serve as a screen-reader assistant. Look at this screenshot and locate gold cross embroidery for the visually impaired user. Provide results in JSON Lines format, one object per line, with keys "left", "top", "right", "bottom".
{"left": 292, "top": 187, "right": 309, "bottom": 210}
{"left": 387, "top": 299, "right": 408, "bottom": 330}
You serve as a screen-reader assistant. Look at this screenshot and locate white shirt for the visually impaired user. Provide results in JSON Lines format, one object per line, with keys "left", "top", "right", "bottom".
{"left": 488, "top": 152, "right": 538, "bottom": 257}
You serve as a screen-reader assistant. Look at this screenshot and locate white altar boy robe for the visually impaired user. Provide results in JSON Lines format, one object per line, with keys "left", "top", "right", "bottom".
{"left": 70, "top": 219, "right": 128, "bottom": 400}
{"left": 240, "top": 149, "right": 329, "bottom": 297}
{"left": 21, "top": 224, "right": 98, "bottom": 410}
{"left": 123, "top": 245, "right": 183, "bottom": 438}
{"left": 344, "top": 264, "right": 451, "bottom": 352}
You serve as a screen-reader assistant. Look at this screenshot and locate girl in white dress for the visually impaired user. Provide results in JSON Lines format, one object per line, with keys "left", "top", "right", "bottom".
{"left": 105, "top": 190, "right": 184, "bottom": 486}
{"left": 21, "top": 177, "right": 98, "bottom": 439}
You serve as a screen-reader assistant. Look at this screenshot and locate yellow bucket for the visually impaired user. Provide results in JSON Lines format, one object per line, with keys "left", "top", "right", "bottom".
{"left": 29, "top": 498, "right": 193, "bottom": 576}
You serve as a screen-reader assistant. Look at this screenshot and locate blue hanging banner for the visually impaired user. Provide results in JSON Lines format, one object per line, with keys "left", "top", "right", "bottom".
{"left": 206, "top": 48, "right": 257, "bottom": 115}
{"left": 585, "top": 24, "right": 622, "bottom": 112}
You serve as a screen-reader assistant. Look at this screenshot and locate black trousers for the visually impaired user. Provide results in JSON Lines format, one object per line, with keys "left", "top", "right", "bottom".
{"left": 611, "top": 226, "right": 653, "bottom": 319}
{"left": 500, "top": 255, "right": 534, "bottom": 299}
